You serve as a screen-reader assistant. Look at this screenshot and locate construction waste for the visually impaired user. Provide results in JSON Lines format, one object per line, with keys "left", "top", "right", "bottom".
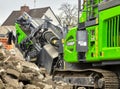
{"left": 0, "top": 43, "right": 72, "bottom": 89}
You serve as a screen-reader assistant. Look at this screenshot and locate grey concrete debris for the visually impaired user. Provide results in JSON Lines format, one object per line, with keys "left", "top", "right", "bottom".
{"left": 6, "top": 68, "right": 20, "bottom": 78}
{"left": 0, "top": 47, "right": 73, "bottom": 89}
{"left": 24, "top": 84, "right": 41, "bottom": 89}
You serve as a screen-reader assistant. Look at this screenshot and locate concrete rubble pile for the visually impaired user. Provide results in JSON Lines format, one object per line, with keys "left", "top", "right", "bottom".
{"left": 0, "top": 44, "right": 72, "bottom": 89}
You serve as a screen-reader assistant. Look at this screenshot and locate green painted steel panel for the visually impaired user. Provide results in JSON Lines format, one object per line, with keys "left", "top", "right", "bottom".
{"left": 64, "top": 1, "right": 120, "bottom": 63}
{"left": 64, "top": 27, "right": 79, "bottom": 63}
{"left": 86, "top": 25, "right": 100, "bottom": 62}
{"left": 98, "top": 5, "right": 120, "bottom": 61}
{"left": 15, "top": 23, "right": 27, "bottom": 44}
{"left": 86, "top": 5, "right": 120, "bottom": 62}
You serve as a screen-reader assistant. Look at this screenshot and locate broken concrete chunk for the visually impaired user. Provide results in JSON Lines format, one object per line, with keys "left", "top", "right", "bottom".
{"left": 4, "top": 86, "right": 14, "bottom": 89}
{"left": 19, "top": 82, "right": 24, "bottom": 89}
{"left": 32, "top": 82, "right": 46, "bottom": 89}
{"left": 9, "top": 49, "right": 16, "bottom": 56}
{"left": 19, "top": 73, "right": 35, "bottom": 81}
{"left": 6, "top": 68, "right": 20, "bottom": 78}
{"left": 43, "top": 84, "right": 53, "bottom": 89}
{"left": 0, "top": 79, "right": 4, "bottom": 89}
{"left": 0, "top": 68, "right": 6, "bottom": 75}
{"left": 20, "top": 61, "right": 39, "bottom": 71}
{"left": 24, "top": 84, "right": 41, "bottom": 89}
{"left": 16, "top": 62, "right": 23, "bottom": 72}
{"left": 2, "top": 75, "right": 20, "bottom": 88}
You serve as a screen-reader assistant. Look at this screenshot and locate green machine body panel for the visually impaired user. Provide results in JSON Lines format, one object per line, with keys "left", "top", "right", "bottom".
{"left": 64, "top": 0, "right": 120, "bottom": 63}
{"left": 15, "top": 23, "right": 27, "bottom": 44}
{"left": 15, "top": 23, "right": 33, "bottom": 50}
{"left": 98, "top": 5, "right": 120, "bottom": 61}
{"left": 64, "top": 0, "right": 102, "bottom": 63}
{"left": 86, "top": 3, "right": 120, "bottom": 62}
{"left": 86, "top": 25, "right": 100, "bottom": 62}
{"left": 64, "top": 27, "right": 79, "bottom": 63}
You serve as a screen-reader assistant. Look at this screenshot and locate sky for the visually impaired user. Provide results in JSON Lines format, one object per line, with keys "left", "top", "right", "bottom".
{"left": 0, "top": 0, "right": 78, "bottom": 25}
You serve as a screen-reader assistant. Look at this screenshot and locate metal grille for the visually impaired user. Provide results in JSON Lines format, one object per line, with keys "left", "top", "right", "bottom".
{"left": 106, "top": 16, "right": 120, "bottom": 47}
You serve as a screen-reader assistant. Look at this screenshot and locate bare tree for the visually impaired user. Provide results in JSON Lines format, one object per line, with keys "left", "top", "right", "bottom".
{"left": 58, "top": 3, "right": 78, "bottom": 28}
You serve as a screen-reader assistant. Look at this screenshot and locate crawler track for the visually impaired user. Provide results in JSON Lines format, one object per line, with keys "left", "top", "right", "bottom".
{"left": 89, "top": 69, "right": 119, "bottom": 89}
{"left": 53, "top": 69, "right": 119, "bottom": 89}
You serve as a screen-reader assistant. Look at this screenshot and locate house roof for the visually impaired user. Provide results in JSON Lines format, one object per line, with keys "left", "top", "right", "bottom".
{"left": 2, "top": 7, "right": 50, "bottom": 26}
